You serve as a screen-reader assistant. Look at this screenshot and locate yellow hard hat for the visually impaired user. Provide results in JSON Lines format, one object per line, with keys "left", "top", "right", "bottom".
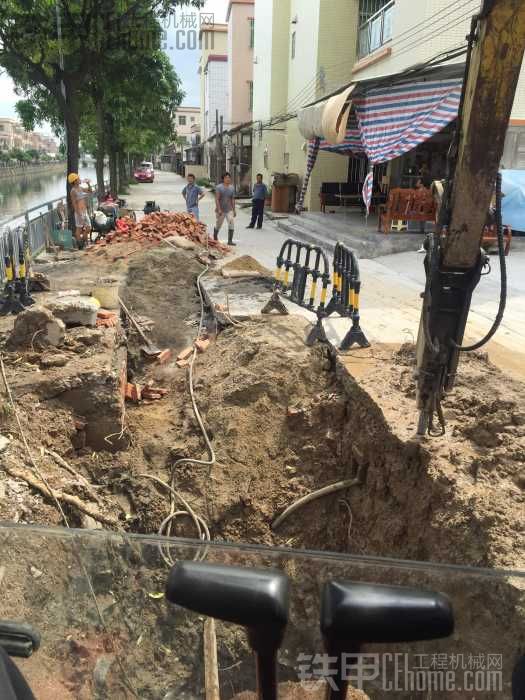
{"left": 67, "top": 172, "right": 80, "bottom": 184}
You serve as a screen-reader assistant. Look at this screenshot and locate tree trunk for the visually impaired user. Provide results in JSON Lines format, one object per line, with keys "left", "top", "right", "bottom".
{"left": 94, "top": 98, "right": 106, "bottom": 197}
{"left": 95, "top": 150, "right": 105, "bottom": 198}
{"left": 109, "top": 149, "right": 118, "bottom": 196}
{"left": 65, "top": 108, "right": 80, "bottom": 230}
{"left": 118, "top": 150, "right": 128, "bottom": 194}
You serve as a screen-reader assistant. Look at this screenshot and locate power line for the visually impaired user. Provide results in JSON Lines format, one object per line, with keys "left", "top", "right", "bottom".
{"left": 390, "top": 8, "right": 477, "bottom": 62}
{"left": 386, "top": 0, "right": 479, "bottom": 51}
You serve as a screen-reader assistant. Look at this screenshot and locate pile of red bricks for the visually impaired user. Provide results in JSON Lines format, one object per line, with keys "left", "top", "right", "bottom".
{"left": 125, "top": 381, "right": 169, "bottom": 404}
{"left": 91, "top": 212, "right": 230, "bottom": 252}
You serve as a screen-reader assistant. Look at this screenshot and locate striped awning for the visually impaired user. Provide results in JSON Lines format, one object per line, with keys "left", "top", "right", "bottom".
{"left": 318, "top": 78, "right": 462, "bottom": 163}
{"left": 319, "top": 116, "right": 365, "bottom": 154}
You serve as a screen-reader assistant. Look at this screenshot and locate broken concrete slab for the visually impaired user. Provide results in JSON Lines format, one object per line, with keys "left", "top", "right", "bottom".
{"left": 7, "top": 306, "right": 66, "bottom": 350}
{"left": 166, "top": 235, "right": 196, "bottom": 250}
{"left": 46, "top": 296, "right": 99, "bottom": 328}
{"left": 69, "top": 328, "right": 103, "bottom": 346}
{"left": 40, "top": 354, "right": 69, "bottom": 369}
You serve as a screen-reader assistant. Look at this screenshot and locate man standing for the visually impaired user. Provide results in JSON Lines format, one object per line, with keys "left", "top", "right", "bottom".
{"left": 214, "top": 172, "right": 236, "bottom": 246}
{"left": 247, "top": 173, "right": 268, "bottom": 229}
{"left": 68, "top": 173, "right": 93, "bottom": 249}
{"left": 182, "top": 173, "right": 205, "bottom": 220}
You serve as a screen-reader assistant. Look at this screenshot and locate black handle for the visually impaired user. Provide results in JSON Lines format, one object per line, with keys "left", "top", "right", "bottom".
{"left": 0, "top": 622, "right": 40, "bottom": 659}
{"left": 321, "top": 581, "right": 454, "bottom": 700}
{"left": 166, "top": 561, "right": 289, "bottom": 651}
{"left": 321, "top": 580, "right": 453, "bottom": 644}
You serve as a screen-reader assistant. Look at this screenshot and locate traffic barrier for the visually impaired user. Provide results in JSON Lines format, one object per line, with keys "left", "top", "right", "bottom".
{"left": 261, "top": 238, "right": 331, "bottom": 346}
{"left": 0, "top": 225, "right": 35, "bottom": 315}
{"left": 325, "top": 242, "right": 369, "bottom": 350}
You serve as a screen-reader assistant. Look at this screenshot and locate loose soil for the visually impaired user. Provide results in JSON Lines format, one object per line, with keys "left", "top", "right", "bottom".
{"left": 0, "top": 242, "right": 524, "bottom": 698}
{"left": 221, "top": 255, "right": 272, "bottom": 276}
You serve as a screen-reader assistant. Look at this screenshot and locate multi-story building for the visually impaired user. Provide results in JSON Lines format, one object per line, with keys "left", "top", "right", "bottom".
{"left": 223, "top": 0, "right": 255, "bottom": 193}
{"left": 252, "top": 0, "right": 525, "bottom": 212}
{"left": 199, "top": 23, "right": 228, "bottom": 141}
{"left": 0, "top": 118, "right": 58, "bottom": 155}
{"left": 351, "top": 0, "right": 525, "bottom": 170}
{"left": 0, "top": 118, "right": 17, "bottom": 151}
{"left": 226, "top": 0, "right": 254, "bottom": 130}
{"left": 198, "top": 23, "right": 228, "bottom": 180}
{"left": 252, "top": 0, "right": 359, "bottom": 211}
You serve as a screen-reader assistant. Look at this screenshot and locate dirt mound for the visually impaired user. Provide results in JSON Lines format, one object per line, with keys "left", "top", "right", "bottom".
{"left": 221, "top": 255, "right": 272, "bottom": 276}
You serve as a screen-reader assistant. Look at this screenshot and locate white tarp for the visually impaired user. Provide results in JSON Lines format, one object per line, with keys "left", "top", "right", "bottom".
{"left": 298, "top": 85, "right": 354, "bottom": 144}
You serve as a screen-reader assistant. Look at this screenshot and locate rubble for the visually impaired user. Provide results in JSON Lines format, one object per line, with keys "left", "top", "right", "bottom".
{"left": 40, "top": 354, "right": 69, "bottom": 368}
{"left": 177, "top": 346, "right": 194, "bottom": 361}
{"left": 194, "top": 337, "right": 210, "bottom": 353}
{"left": 69, "top": 328, "right": 103, "bottom": 346}
{"left": 96, "top": 309, "right": 118, "bottom": 328}
{"left": 166, "top": 235, "right": 196, "bottom": 250}
{"left": 47, "top": 296, "right": 99, "bottom": 328}
{"left": 87, "top": 211, "right": 230, "bottom": 253}
{"left": 7, "top": 305, "right": 65, "bottom": 349}
{"left": 125, "top": 381, "right": 168, "bottom": 403}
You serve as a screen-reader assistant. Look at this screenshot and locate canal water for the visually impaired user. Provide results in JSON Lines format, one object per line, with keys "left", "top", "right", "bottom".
{"left": 0, "top": 166, "right": 99, "bottom": 227}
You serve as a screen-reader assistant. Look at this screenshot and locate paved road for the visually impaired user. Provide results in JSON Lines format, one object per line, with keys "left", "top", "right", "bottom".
{"left": 125, "top": 170, "right": 525, "bottom": 380}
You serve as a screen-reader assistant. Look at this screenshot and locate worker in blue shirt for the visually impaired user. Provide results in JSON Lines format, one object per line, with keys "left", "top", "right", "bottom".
{"left": 247, "top": 173, "right": 268, "bottom": 229}
{"left": 182, "top": 173, "right": 205, "bottom": 220}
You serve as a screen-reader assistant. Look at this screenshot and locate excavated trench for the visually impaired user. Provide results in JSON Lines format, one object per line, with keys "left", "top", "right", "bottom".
{"left": 0, "top": 245, "right": 523, "bottom": 698}
{"left": 112, "top": 247, "right": 524, "bottom": 699}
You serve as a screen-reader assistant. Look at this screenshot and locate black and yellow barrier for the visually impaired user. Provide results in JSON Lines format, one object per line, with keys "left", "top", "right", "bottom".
{"left": 0, "top": 226, "right": 34, "bottom": 316}
{"left": 262, "top": 238, "right": 331, "bottom": 346}
{"left": 325, "top": 242, "right": 369, "bottom": 350}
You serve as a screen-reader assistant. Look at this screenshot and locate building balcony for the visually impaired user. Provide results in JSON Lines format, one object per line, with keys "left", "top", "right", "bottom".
{"left": 358, "top": 0, "right": 394, "bottom": 59}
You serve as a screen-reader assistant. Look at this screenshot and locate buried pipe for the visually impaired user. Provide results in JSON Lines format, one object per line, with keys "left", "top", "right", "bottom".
{"left": 271, "top": 478, "right": 361, "bottom": 530}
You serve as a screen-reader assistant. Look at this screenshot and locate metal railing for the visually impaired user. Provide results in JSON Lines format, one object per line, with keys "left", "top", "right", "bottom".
{"left": 0, "top": 185, "right": 104, "bottom": 283}
{"left": 358, "top": 0, "right": 394, "bottom": 59}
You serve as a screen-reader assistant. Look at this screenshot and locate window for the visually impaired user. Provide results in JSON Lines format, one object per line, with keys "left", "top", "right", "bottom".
{"left": 358, "top": 0, "right": 394, "bottom": 59}
{"left": 249, "top": 18, "right": 255, "bottom": 48}
{"left": 248, "top": 81, "right": 253, "bottom": 112}
{"left": 178, "top": 115, "right": 187, "bottom": 126}
{"left": 291, "top": 31, "right": 296, "bottom": 59}
{"left": 190, "top": 116, "right": 195, "bottom": 123}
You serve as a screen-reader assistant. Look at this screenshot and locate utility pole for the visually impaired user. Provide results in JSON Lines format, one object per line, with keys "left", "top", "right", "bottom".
{"left": 215, "top": 109, "right": 219, "bottom": 181}
{"left": 415, "top": 0, "right": 525, "bottom": 435}
{"left": 219, "top": 114, "right": 224, "bottom": 178}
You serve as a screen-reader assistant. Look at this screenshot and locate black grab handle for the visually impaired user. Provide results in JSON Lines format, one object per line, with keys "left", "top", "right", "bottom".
{"left": 321, "top": 580, "right": 454, "bottom": 644}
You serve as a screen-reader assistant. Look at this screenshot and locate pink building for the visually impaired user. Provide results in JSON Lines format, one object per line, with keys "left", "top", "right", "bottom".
{"left": 226, "top": 0, "right": 254, "bottom": 129}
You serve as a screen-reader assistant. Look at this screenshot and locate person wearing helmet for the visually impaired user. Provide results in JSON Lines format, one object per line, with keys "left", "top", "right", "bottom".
{"left": 68, "top": 173, "right": 92, "bottom": 249}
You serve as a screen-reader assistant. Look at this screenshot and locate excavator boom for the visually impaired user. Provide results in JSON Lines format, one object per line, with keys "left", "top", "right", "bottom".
{"left": 415, "top": 0, "right": 525, "bottom": 435}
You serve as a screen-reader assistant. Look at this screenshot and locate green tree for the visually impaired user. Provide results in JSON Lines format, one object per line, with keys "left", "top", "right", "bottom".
{"left": 0, "top": 0, "right": 202, "bottom": 208}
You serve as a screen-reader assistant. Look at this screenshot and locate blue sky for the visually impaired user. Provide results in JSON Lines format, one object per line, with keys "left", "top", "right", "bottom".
{"left": 0, "top": 0, "right": 228, "bottom": 135}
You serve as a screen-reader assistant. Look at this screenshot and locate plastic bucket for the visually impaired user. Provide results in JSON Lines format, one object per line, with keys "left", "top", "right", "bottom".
{"left": 92, "top": 277, "right": 120, "bottom": 309}
{"left": 51, "top": 228, "right": 75, "bottom": 250}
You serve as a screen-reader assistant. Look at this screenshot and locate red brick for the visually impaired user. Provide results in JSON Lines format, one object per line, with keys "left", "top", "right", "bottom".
{"left": 156, "top": 349, "right": 173, "bottom": 364}
{"left": 194, "top": 337, "right": 210, "bottom": 353}
{"left": 125, "top": 383, "right": 142, "bottom": 402}
{"left": 177, "top": 346, "right": 194, "bottom": 361}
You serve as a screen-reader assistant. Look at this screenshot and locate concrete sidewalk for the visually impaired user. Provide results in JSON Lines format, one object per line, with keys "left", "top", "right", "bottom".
{"left": 125, "top": 171, "right": 525, "bottom": 380}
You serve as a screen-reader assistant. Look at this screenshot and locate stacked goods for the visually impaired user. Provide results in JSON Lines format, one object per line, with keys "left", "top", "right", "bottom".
{"left": 90, "top": 212, "right": 230, "bottom": 252}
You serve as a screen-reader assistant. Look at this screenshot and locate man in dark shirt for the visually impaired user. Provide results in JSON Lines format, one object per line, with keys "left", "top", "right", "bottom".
{"left": 247, "top": 173, "right": 268, "bottom": 230}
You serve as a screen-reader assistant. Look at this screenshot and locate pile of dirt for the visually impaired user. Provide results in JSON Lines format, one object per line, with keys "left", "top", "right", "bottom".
{"left": 221, "top": 255, "right": 272, "bottom": 276}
